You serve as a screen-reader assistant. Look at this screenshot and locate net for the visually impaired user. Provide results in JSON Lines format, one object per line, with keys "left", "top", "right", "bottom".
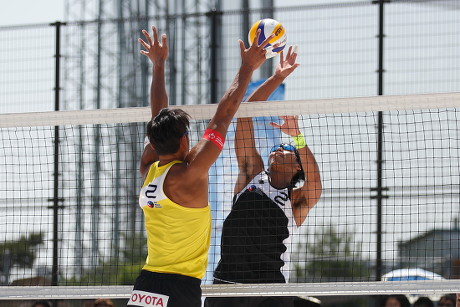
{"left": 1, "top": 92, "right": 460, "bottom": 302}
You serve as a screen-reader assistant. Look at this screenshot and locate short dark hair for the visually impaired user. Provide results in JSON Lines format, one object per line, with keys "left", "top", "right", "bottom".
{"left": 32, "top": 300, "right": 51, "bottom": 307}
{"left": 413, "top": 296, "right": 434, "bottom": 307}
{"left": 379, "top": 295, "right": 411, "bottom": 307}
{"left": 147, "top": 108, "right": 190, "bottom": 155}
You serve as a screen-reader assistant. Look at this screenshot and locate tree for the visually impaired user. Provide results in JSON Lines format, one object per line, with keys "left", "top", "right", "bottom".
{"left": 65, "top": 232, "right": 146, "bottom": 285}
{"left": 0, "top": 233, "right": 44, "bottom": 283}
{"left": 294, "top": 225, "right": 369, "bottom": 282}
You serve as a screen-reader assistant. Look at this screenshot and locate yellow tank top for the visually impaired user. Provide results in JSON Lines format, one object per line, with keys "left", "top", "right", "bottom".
{"left": 139, "top": 160, "right": 211, "bottom": 280}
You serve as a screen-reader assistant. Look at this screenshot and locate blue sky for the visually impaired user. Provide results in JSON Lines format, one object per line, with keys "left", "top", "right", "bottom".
{"left": 0, "top": 0, "right": 64, "bottom": 26}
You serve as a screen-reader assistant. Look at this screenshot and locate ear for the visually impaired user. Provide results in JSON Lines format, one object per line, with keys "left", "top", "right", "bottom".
{"left": 181, "top": 134, "right": 189, "bottom": 147}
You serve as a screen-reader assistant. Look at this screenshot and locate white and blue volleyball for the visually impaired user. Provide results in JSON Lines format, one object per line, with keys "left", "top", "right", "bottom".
{"left": 248, "top": 18, "right": 287, "bottom": 59}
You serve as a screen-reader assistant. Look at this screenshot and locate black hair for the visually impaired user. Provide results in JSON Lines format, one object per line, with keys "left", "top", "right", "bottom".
{"left": 146, "top": 108, "right": 190, "bottom": 155}
{"left": 413, "top": 296, "right": 434, "bottom": 307}
{"left": 32, "top": 301, "right": 51, "bottom": 307}
{"left": 379, "top": 295, "right": 411, "bottom": 307}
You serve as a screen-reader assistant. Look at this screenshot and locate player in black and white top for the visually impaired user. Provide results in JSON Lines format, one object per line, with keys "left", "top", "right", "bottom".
{"left": 205, "top": 46, "right": 322, "bottom": 307}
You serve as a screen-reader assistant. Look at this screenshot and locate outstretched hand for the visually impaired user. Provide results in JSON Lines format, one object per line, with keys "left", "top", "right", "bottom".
{"left": 138, "top": 26, "right": 168, "bottom": 65}
{"left": 238, "top": 29, "right": 273, "bottom": 71}
{"left": 275, "top": 45, "right": 300, "bottom": 78}
{"left": 269, "top": 115, "right": 301, "bottom": 137}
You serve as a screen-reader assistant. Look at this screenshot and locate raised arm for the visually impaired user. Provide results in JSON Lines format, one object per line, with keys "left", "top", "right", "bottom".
{"left": 138, "top": 26, "right": 169, "bottom": 177}
{"left": 139, "top": 26, "right": 169, "bottom": 116}
{"left": 270, "top": 115, "right": 322, "bottom": 226}
{"left": 234, "top": 46, "right": 301, "bottom": 193}
{"left": 185, "top": 30, "right": 272, "bottom": 177}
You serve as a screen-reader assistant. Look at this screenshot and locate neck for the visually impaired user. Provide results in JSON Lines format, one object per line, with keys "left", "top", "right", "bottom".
{"left": 267, "top": 169, "right": 292, "bottom": 190}
{"left": 158, "top": 154, "right": 182, "bottom": 166}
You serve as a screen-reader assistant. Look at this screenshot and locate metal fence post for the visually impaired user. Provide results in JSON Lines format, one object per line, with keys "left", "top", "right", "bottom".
{"left": 49, "top": 20, "right": 66, "bottom": 307}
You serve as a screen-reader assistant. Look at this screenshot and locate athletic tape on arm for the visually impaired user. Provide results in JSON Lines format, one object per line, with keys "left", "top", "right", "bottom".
{"left": 203, "top": 129, "right": 225, "bottom": 150}
{"left": 292, "top": 133, "right": 306, "bottom": 149}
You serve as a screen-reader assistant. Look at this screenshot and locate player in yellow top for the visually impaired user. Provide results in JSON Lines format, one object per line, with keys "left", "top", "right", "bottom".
{"left": 127, "top": 26, "right": 273, "bottom": 307}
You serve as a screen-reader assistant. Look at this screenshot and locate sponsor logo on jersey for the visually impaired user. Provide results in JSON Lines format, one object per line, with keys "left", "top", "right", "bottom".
{"left": 147, "top": 201, "right": 162, "bottom": 209}
{"left": 144, "top": 184, "right": 162, "bottom": 208}
{"left": 128, "top": 290, "right": 169, "bottom": 307}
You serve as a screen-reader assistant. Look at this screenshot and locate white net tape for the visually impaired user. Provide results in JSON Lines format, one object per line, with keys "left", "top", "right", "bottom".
{"left": 1, "top": 92, "right": 459, "bottom": 128}
{"left": 2, "top": 280, "right": 460, "bottom": 300}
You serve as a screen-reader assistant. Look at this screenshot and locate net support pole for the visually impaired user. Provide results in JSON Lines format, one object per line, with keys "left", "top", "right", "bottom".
{"left": 166, "top": 0, "right": 177, "bottom": 106}
{"left": 91, "top": 2, "right": 103, "bottom": 268}
{"left": 114, "top": 0, "right": 125, "bottom": 263}
{"left": 376, "top": 0, "right": 385, "bottom": 283}
{"left": 50, "top": 21, "right": 66, "bottom": 290}
{"left": 371, "top": 0, "right": 390, "bottom": 283}
{"left": 207, "top": 7, "right": 223, "bottom": 105}
{"left": 241, "top": 0, "right": 250, "bottom": 47}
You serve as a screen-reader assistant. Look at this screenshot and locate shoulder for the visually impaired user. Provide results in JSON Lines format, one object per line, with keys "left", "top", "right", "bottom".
{"left": 170, "top": 161, "right": 202, "bottom": 177}
{"left": 234, "top": 171, "right": 264, "bottom": 195}
{"left": 163, "top": 161, "right": 209, "bottom": 207}
{"left": 167, "top": 162, "right": 207, "bottom": 188}
{"left": 140, "top": 145, "right": 159, "bottom": 178}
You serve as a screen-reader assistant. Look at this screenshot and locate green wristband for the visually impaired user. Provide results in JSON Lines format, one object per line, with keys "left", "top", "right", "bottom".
{"left": 292, "top": 134, "right": 306, "bottom": 149}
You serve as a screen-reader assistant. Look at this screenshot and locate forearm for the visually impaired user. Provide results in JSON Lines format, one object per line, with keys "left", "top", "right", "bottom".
{"left": 246, "top": 73, "right": 285, "bottom": 102}
{"left": 299, "top": 145, "right": 320, "bottom": 177}
{"left": 150, "top": 61, "right": 168, "bottom": 117}
{"left": 210, "top": 65, "right": 255, "bottom": 132}
{"left": 298, "top": 143, "right": 322, "bottom": 200}
{"left": 234, "top": 116, "right": 264, "bottom": 190}
{"left": 235, "top": 117, "right": 255, "bottom": 146}
{"left": 235, "top": 117, "right": 256, "bottom": 163}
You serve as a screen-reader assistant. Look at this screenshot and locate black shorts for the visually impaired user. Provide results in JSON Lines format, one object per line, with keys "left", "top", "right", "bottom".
{"left": 204, "top": 296, "right": 295, "bottom": 307}
{"left": 128, "top": 270, "right": 202, "bottom": 307}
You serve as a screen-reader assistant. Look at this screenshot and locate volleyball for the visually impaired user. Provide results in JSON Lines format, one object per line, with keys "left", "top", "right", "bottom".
{"left": 248, "top": 18, "right": 287, "bottom": 59}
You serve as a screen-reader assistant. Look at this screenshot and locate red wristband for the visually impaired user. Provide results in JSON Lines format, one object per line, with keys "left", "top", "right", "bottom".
{"left": 203, "top": 129, "right": 225, "bottom": 150}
